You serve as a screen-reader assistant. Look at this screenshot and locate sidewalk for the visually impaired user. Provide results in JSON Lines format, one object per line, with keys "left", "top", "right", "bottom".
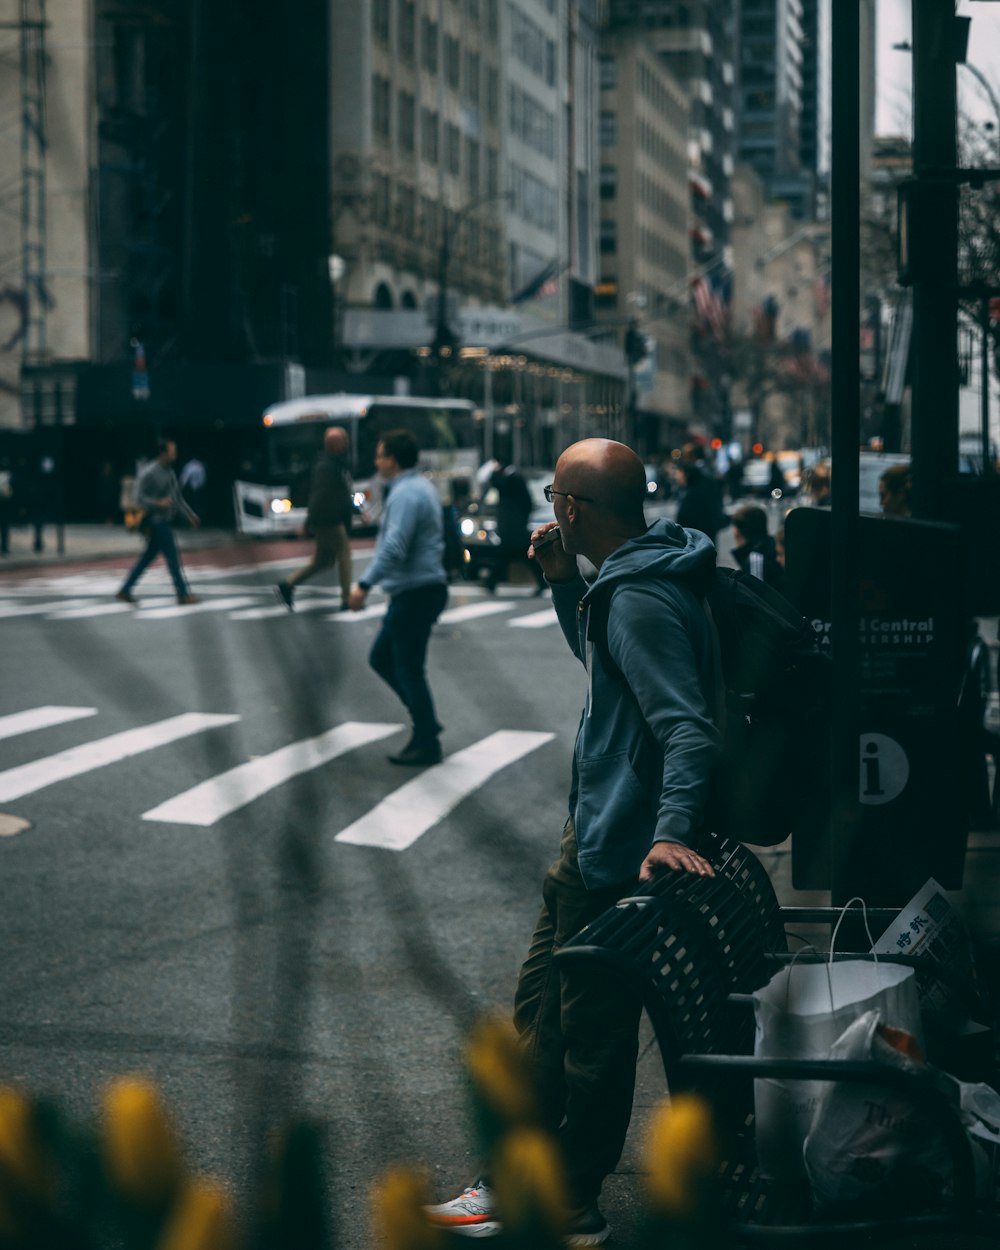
{"left": 0, "top": 522, "right": 237, "bottom": 572}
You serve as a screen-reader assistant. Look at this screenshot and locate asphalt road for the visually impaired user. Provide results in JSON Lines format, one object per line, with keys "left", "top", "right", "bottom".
{"left": 0, "top": 544, "right": 659, "bottom": 1245}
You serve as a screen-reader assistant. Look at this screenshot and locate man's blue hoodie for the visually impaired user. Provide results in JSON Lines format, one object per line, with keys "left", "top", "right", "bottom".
{"left": 549, "top": 518, "right": 720, "bottom": 890}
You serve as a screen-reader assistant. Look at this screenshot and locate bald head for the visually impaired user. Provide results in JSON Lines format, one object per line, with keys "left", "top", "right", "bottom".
{"left": 324, "top": 426, "right": 348, "bottom": 456}
{"left": 555, "top": 439, "right": 647, "bottom": 525}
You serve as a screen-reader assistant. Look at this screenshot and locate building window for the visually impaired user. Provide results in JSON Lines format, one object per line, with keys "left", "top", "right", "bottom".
{"left": 399, "top": 0, "right": 416, "bottom": 59}
{"left": 600, "top": 165, "right": 617, "bottom": 200}
{"left": 486, "top": 0, "right": 498, "bottom": 39}
{"left": 445, "top": 123, "right": 461, "bottom": 175}
{"left": 465, "top": 51, "right": 480, "bottom": 105}
{"left": 421, "top": 18, "right": 439, "bottom": 72}
{"left": 444, "top": 35, "right": 460, "bottom": 89}
{"left": 398, "top": 91, "right": 415, "bottom": 151}
{"left": 599, "top": 111, "right": 616, "bottom": 146}
{"left": 373, "top": 173, "right": 391, "bottom": 226}
{"left": 373, "top": 75, "right": 391, "bottom": 138}
{"left": 485, "top": 146, "right": 499, "bottom": 197}
{"left": 373, "top": 0, "right": 389, "bottom": 42}
{"left": 599, "top": 55, "right": 616, "bottom": 89}
{"left": 421, "top": 109, "right": 439, "bottom": 164}
{"left": 466, "top": 136, "right": 481, "bottom": 195}
{"left": 486, "top": 67, "right": 499, "bottom": 117}
{"left": 600, "top": 220, "right": 617, "bottom": 255}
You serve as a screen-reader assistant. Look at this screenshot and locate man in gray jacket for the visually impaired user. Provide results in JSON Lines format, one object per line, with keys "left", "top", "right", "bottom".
{"left": 428, "top": 439, "right": 719, "bottom": 1244}
{"left": 116, "top": 439, "right": 200, "bottom": 605}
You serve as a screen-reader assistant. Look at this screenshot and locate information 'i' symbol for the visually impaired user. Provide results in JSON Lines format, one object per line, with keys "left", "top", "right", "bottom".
{"left": 863, "top": 741, "right": 884, "bottom": 797}
{"left": 858, "top": 733, "right": 909, "bottom": 805}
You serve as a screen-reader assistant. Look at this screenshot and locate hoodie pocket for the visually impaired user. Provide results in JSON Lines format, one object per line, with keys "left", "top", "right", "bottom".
{"left": 575, "top": 751, "right": 646, "bottom": 837}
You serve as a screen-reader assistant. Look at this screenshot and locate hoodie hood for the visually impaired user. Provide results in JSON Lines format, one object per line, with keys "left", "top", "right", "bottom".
{"left": 583, "top": 517, "right": 716, "bottom": 601}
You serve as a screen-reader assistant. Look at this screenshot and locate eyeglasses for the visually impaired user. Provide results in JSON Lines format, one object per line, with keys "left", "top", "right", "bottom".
{"left": 544, "top": 484, "right": 594, "bottom": 503}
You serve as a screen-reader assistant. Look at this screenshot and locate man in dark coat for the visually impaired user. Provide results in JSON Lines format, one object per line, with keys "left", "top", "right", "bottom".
{"left": 276, "top": 426, "right": 354, "bottom": 611}
{"left": 483, "top": 460, "right": 545, "bottom": 593}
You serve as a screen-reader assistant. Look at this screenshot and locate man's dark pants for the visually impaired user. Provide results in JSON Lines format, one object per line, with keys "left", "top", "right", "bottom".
{"left": 121, "top": 521, "right": 190, "bottom": 597}
{"left": 368, "top": 582, "right": 447, "bottom": 743}
{"left": 513, "top": 820, "right": 642, "bottom": 1208}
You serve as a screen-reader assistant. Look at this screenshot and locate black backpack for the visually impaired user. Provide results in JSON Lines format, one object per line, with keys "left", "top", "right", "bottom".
{"left": 588, "top": 564, "right": 831, "bottom": 847}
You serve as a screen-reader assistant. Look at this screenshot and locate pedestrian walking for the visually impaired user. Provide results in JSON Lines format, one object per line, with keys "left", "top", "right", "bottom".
{"left": 730, "top": 503, "right": 785, "bottom": 592}
{"left": 674, "top": 456, "right": 726, "bottom": 542}
{"left": 427, "top": 439, "right": 720, "bottom": 1243}
{"left": 276, "top": 426, "right": 353, "bottom": 611}
{"left": 347, "top": 428, "right": 448, "bottom": 766}
{"left": 115, "top": 439, "right": 201, "bottom": 605}
{"left": 878, "top": 462, "right": 912, "bottom": 517}
{"left": 482, "top": 459, "right": 545, "bottom": 594}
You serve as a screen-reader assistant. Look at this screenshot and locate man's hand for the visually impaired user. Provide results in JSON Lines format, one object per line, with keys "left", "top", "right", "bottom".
{"left": 190, "top": 514, "right": 201, "bottom": 529}
{"left": 529, "top": 522, "right": 576, "bottom": 582}
{"left": 347, "top": 586, "right": 368, "bottom": 612}
{"left": 638, "top": 841, "right": 715, "bottom": 883}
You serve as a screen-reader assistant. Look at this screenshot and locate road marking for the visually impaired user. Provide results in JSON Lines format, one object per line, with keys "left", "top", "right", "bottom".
{"left": 335, "top": 730, "right": 555, "bottom": 850}
{"left": 0, "top": 599, "right": 98, "bottom": 618}
{"left": 326, "top": 603, "right": 387, "bottom": 622}
{"left": 46, "top": 599, "right": 173, "bottom": 619}
{"left": 508, "top": 608, "right": 558, "bottom": 630}
{"left": 439, "top": 601, "right": 517, "bottom": 625}
{"left": 0, "top": 706, "right": 98, "bottom": 740}
{"left": 229, "top": 599, "right": 341, "bottom": 620}
{"left": 0, "top": 713, "right": 239, "bottom": 801}
{"left": 141, "top": 720, "right": 403, "bottom": 825}
{"left": 136, "top": 596, "right": 259, "bottom": 619}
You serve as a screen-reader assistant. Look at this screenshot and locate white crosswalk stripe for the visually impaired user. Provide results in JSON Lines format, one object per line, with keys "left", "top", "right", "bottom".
{"left": 136, "top": 596, "right": 260, "bottom": 620}
{"left": 439, "top": 601, "right": 517, "bottom": 625}
{"left": 142, "top": 720, "right": 403, "bottom": 825}
{"left": 0, "top": 712, "right": 239, "bottom": 802}
{"left": 229, "top": 598, "right": 342, "bottom": 620}
{"left": 0, "top": 598, "right": 98, "bottom": 618}
{"left": 47, "top": 599, "right": 174, "bottom": 619}
{"left": 326, "top": 603, "right": 387, "bottom": 622}
{"left": 335, "top": 730, "right": 555, "bottom": 850}
{"left": 0, "top": 705, "right": 98, "bottom": 740}
{"left": 508, "top": 608, "right": 558, "bottom": 629}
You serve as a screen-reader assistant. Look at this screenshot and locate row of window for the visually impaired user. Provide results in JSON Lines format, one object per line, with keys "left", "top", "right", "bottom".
{"left": 508, "top": 162, "right": 557, "bottom": 232}
{"left": 374, "top": 0, "right": 499, "bottom": 48}
{"left": 507, "top": 83, "right": 556, "bottom": 158}
{"left": 509, "top": 2, "right": 557, "bottom": 86}
{"left": 598, "top": 220, "right": 685, "bottom": 275}
{"left": 371, "top": 173, "right": 503, "bottom": 263}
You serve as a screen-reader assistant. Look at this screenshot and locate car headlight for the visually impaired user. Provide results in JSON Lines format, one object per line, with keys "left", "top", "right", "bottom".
{"left": 270, "top": 497, "right": 292, "bottom": 514}
{"left": 460, "top": 517, "right": 476, "bottom": 536}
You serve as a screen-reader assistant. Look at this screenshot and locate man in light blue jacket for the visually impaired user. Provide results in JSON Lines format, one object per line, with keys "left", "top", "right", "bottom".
{"left": 428, "top": 438, "right": 719, "bottom": 1244}
{"left": 348, "top": 428, "right": 447, "bottom": 766}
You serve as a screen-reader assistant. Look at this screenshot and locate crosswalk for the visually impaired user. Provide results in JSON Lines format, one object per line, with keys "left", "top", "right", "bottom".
{"left": 0, "top": 569, "right": 560, "bottom": 630}
{"left": 0, "top": 705, "right": 557, "bottom": 848}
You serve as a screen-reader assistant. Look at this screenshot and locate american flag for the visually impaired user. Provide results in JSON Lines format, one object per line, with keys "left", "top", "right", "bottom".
{"left": 690, "top": 270, "right": 729, "bottom": 342}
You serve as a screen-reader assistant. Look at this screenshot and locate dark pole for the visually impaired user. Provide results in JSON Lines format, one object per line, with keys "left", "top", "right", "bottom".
{"left": 910, "top": 0, "right": 959, "bottom": 518}
{"left": 829, "top": 0, "right": 861, "bottom": 904}
{"left": 983, "top": 293, "right": 993, "bottom": 473}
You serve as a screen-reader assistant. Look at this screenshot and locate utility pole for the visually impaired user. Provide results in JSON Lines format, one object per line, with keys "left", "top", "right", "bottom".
{"left": 909, "top": 0, "right": 960, "bottom": 519}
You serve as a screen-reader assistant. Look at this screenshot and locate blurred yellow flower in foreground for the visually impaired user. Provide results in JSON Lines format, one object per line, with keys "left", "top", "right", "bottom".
{"left": 156, "top": 1179, "right": 234, "bottom": 1250}
{"left": 465, "top": 1016, "right": 537, "bottom": 1127}
{"left": 0, "top": 1086, "right": 48, "bottom": 1198}
{"left": 372, "top": 1166, "right": 443, "bottom": 1250}
{"left": 643, "top": 1094, "right": 719, "bottom": 1217}
{"left": 101, "top": 1077, "right": 185, "bottom": 1208}
{"left": 492, "top": 1127, "right": 567, "bottom": 1240}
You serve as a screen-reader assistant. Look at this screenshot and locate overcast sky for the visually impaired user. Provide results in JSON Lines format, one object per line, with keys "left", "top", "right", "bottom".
{"left": 876, "top": 0, "right": 1000, "bottom": 135}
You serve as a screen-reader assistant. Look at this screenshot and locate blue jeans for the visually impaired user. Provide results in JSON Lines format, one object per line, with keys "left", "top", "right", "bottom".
{"left": 368, "top": 582, "right": 447, "bottom": 742}
{"left": 121, "top": 521, "right": 190, "bottom": 597}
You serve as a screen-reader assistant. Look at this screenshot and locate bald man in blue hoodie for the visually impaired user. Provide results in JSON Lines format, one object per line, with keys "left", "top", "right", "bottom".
{"left": 428, "top": 439, "right": 720, "bottom": 1245}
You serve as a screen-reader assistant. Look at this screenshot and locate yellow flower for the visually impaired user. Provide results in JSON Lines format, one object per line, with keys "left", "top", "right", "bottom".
{"left": 465, "top": 1017, "right": 537, "bottom": 1127}
{"left": 156, "top": 1179, "right": 234, "bottom": 1250}
{"left": 372, "top": 1166, "right": 443, "bottom": 1250}
{"left": 643, "top": 1094, "right": 719, "bottom": 1217}
{"left": 0, "top": 1086, "right": 48, "bottom": 1199}
{"left": 492, "top": 1127, "right": 567, "bottom": 1239}
{"left": 101, "top": 1077, "right": 185, "bottom": 1208}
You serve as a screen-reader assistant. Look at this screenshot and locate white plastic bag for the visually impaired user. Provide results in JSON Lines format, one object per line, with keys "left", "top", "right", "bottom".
{"left": 803, "top": 1010, "right": 953, "bottom": 1209}
{"left": 753, "top": 901, "right": 924, "bottom": 1179}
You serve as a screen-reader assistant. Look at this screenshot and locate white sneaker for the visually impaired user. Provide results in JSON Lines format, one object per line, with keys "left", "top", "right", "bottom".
{"left": 425, "top": 1179, "right": 497, "bottom": 1229}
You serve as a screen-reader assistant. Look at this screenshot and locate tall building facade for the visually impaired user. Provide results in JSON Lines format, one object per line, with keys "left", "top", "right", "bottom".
{"left": 595, "top": 29, "right": 690, "bottom": 445}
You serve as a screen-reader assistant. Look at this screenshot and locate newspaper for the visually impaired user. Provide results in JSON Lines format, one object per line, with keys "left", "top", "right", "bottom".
{"left": 870, "top": 877, "right": 976, "bottom": 1012}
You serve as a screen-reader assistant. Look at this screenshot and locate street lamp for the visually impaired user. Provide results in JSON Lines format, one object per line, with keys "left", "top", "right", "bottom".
{"left": 893, "top": 39, "right": 1000, "bottom": 158}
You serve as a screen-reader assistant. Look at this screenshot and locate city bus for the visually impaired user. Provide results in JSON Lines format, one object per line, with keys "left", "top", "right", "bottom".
{"left": 233, "top": 393, "right": 482, "bottom": 536}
